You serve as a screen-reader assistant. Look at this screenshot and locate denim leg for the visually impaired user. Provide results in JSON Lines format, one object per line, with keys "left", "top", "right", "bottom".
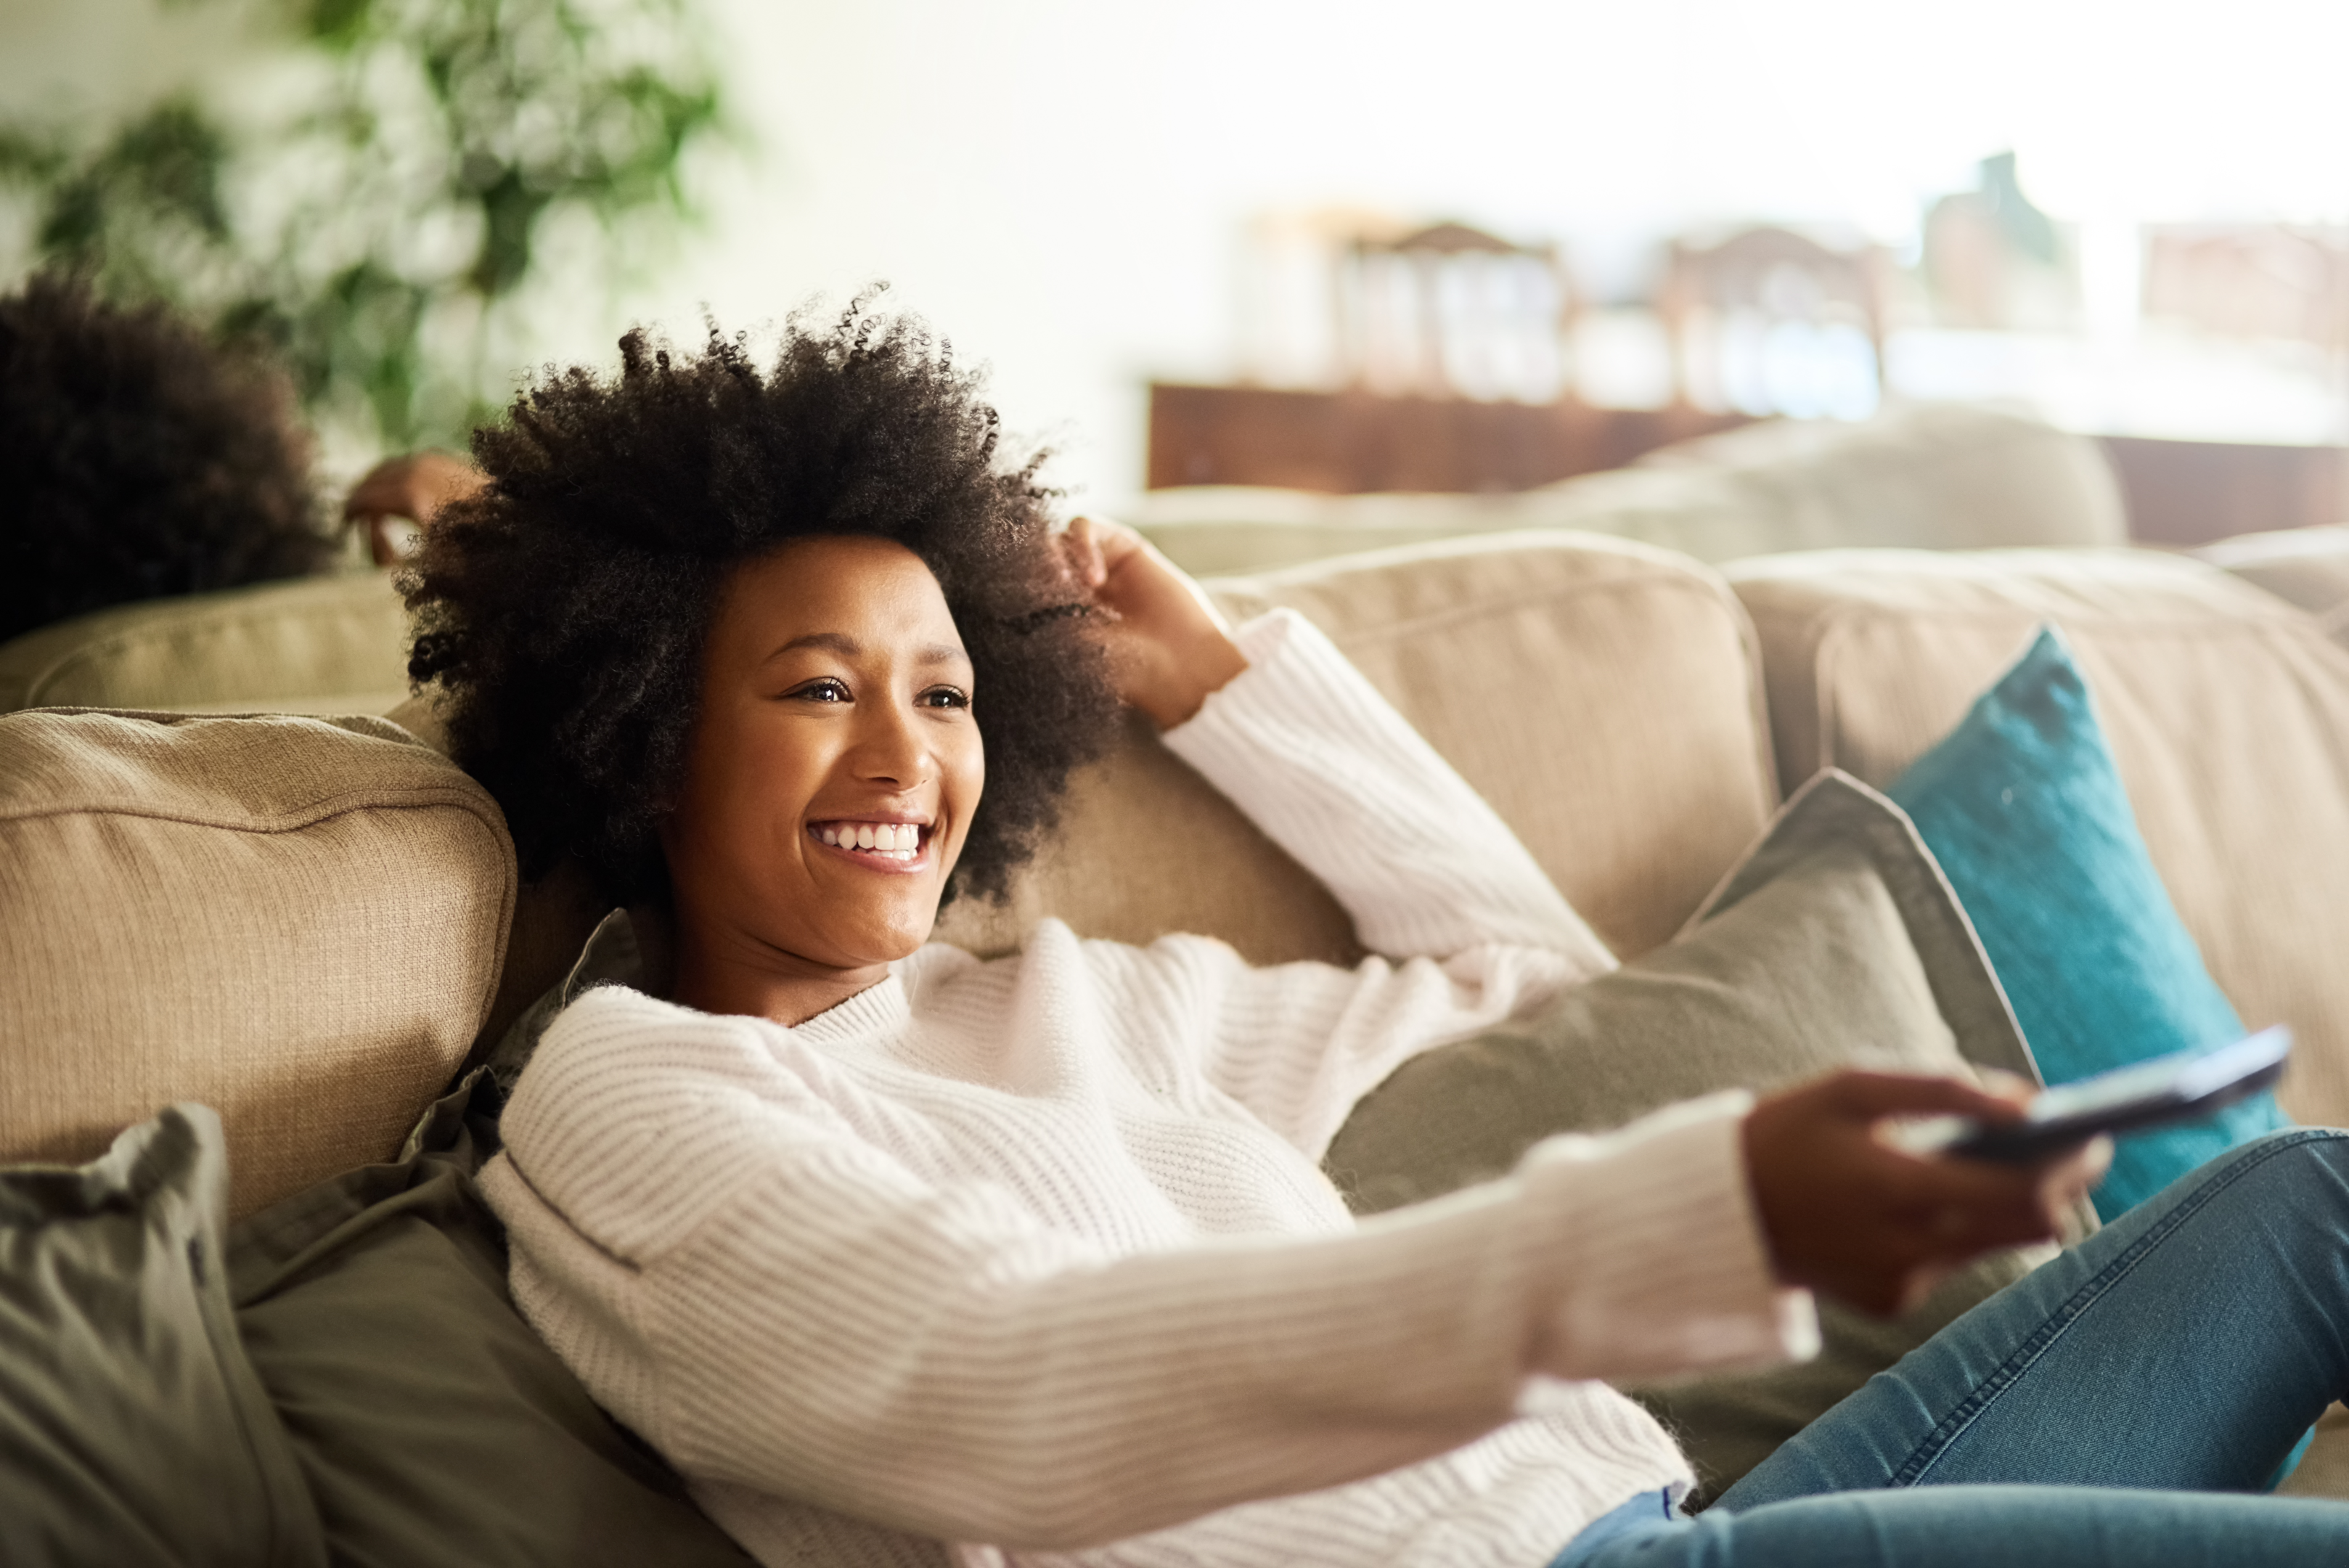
{"left": 1720, "top": 1129, "right": 2349, "bottom": 1508}
{"left": 1565, "top": 1485, "right": 2349, "bottom": 1567}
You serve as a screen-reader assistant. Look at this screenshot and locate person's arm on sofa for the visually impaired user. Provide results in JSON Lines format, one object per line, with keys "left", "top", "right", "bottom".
{"left": 1063, "top": 518, "right": 1602, "bottom": 967}
{"left": 486, "top": 988, "right": 1793, "bottom": 1551}
{"left": 1061, "top": 519, "right": 1614, "bottom": 1155}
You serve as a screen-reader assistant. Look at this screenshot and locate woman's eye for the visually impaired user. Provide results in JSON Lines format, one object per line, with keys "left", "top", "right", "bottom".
{"left": 918, "top": 685, "right": 971, "bottom": 711}
{"left": 790, "top": 678, "right": 850, "bottom": 703}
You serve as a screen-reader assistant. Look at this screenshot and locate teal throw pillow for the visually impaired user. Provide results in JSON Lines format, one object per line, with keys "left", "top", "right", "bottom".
{"left": 1886, "top": 625, "right": 2288, "bottom": 1220}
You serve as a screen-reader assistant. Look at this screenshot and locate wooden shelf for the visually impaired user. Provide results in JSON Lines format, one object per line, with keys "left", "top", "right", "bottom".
{"left": 1146, "top": 383, "right": 1748, "bottom": 496}
{"left": 1147, "top": 382, "right": 2346, "bottom": 547}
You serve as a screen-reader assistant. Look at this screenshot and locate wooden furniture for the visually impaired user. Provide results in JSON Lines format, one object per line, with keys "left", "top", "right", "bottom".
{"left": 1336, "top": 221, "right": 1575, "bottom": 402}
{"left": 1145, "top": 382, "right": 2343, "bottom": 547}
{"left": 2141, "top": 226, "right": 2349, "bottom": 353}
{"left": 1145, "top": 383, "right": 1746, "bottom": 495}
{"left": 1658, "top": 227, "right": 1887, "bottom": 415}
{"left": 2104, "top": 436, "right": 2344, "bottom": 549}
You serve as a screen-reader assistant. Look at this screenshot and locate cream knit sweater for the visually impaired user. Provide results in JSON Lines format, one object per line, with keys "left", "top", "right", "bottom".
{"left": 481, "top": 609, "right": 1817, "bottom": 1568}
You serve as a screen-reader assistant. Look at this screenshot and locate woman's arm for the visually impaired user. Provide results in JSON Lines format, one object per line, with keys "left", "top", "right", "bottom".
{"left": 1066, "top": 517, "right": 1608, "bottom": 967}
{"left": 1058, "top": 520, "right": 1614, "bottom": 1146}
{"left": 488, "top": 989, "right": 1797, "bottom": 1551}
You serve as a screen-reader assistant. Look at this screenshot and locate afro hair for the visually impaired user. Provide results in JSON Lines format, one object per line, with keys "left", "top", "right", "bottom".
{"left": 404, "top": 299, "right": 1120, "bottom": 910}
{"left": 0, "top": 270, "right": 332, "bottom": 642}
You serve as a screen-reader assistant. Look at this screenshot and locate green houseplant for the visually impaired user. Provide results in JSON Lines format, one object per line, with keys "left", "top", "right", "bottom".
{"left": 0, "top": 0, "right": 727, "bottom": 452}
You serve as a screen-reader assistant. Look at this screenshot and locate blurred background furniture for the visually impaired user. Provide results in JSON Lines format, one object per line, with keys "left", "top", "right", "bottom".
{"left": 1337, "top": 221, "right": 1576, "bottom": 402}
{"left": 1657, "top": 226, "right": 1887, "bottom": 419}
{"left": 1145, "top": 383, "right": 1744, "bottom": 494}
{"left": 2141, "top": 226, "right": 2349, "bottom": 354}
{"left": 1919, "top": 152, "right": 2078, "bottom": 333}
{"left": 1172, "top": 187, "right": 2347, "bottom": 547}
{"left": 1135, "top": 402, "right": 2121, "bottom": 576}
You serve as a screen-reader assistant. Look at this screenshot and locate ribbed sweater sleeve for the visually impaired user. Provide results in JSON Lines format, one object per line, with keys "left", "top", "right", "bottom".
{"left": 488, "top": 989, "right": 1794, "bottom": 1553}
{"left": 1142, "top": 611, "right": 1619, "bottom": 1155}
{"left": 1164, "top": 609, "right": 1616, "bottom": 968}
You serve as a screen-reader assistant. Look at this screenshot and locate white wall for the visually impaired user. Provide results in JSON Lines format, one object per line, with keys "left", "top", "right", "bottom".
{"left": 7, "top": 0, "right": 2348, "bottom": 506}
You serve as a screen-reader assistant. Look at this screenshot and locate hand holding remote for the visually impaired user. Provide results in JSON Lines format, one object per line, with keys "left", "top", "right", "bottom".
{"left": 1743, "top": 1071, "right": 2110, "bottom": 1318}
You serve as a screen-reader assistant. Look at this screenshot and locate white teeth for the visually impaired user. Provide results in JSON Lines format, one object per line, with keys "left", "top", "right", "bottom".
{"left": 815, "top": 822, "right": 924, "bottom": 859}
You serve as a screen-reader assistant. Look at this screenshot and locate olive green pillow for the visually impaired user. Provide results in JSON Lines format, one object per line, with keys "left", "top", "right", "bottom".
{"left": 227, "top": 1073, "right": 754, "bottom": 1568}
{"left": 1325, "top": 769, "right": 2085, "bottom": 1503}
{"left": 0, "top": 1105, "right": 326, "bottom": 1567}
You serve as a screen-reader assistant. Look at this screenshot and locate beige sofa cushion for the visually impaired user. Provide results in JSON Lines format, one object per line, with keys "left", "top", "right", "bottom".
{"left": 1129, "top": 403, "right": 2125, "bottom": 576}
{"left": 0, "top": 571, "right": 412, "bottom": 716}
{"left": 936, "top": 531, "right": 1778, "bottom": 965}
{"left": 2194, "top": 526, "right": 2349, "bottom": 648}
{"left": 1728, "top": 547, "right": 2349, "bottom": 1129}
{"left": 0, "top": 710, "right": 515, "bottom": 1216}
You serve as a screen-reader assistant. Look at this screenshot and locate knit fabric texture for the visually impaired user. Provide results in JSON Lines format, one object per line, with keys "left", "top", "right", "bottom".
{"left": 481, "top": 610, "right": 1815, "bottom": 1567}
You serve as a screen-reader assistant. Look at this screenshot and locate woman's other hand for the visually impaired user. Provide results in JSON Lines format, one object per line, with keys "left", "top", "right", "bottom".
{"left": 1743, "top": 1070, "right": 2110, "bottom": 1318}
{"left": 1060, "top": 516, "right": 1247, "bottom": 730}
{"left": 344, "top": 451, "right": 487, "bottom": 565}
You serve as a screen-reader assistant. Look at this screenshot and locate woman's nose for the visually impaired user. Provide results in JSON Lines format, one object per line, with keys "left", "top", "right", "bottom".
{"left": 849, "top": 701, "right": 929, "bottom": 787}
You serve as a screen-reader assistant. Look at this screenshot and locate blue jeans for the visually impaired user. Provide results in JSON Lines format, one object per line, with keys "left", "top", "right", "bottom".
{"left": 1555, "top": 1129, "right": 2349, "bottom": 1566}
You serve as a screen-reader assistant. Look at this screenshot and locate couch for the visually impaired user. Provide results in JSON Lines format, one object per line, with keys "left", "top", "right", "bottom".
{"left": 11, "top": 407, "right": 2349, "bottom": 1548}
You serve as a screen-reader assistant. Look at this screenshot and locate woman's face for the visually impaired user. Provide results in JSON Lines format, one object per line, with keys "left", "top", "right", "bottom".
{"left": 661, "top": 536, "right": 984, "bottom": 983}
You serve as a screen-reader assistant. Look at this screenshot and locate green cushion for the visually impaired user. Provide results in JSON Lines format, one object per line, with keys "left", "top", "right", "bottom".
{"left": 1885, "top": 625, "right": 2289, "bottom": 1220}
{"left": 228, "top": 1074, "right": 754, "bottom": 1568}
{"left": 1324, "top": 770, "right": 2075, "bottom": 1503}
{"left": 0, "top": 1105, "right": 327, "bottom": 1567}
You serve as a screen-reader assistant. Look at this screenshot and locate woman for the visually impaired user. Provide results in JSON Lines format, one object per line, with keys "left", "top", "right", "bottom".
{"left": 408, "top": 305, "right": 2349, "bottom": 1566}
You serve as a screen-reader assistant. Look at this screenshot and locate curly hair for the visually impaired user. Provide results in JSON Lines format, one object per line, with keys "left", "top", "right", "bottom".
{"left": 0, "top": 271, "right": 332, "bottom": 643}
{"left": 404, "top": 301, "right": 1121, "bottom": 910}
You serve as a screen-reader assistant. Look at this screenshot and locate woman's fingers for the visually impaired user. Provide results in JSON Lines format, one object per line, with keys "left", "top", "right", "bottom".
{"left": 1821, "top": 1069, "right": 2028, "bottom": 1125}
{"left": 1057, "top": 516, "right": 1246, "bottom": 729}
{"left": 1060, "top": 516, "right": 1110, "bottom": 594}
{"left": 1745, "top": 1069, "right": 2101, "bottom": 1317}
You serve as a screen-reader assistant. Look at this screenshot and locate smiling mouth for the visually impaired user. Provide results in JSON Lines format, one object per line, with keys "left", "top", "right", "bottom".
{"left": 809, "top": 820, "right": 928, "bottom": 865}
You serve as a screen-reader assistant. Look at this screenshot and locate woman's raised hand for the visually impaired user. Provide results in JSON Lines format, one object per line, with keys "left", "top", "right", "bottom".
{"left": 1060, "top": 516, "right": 1249, "bottom": 730}
{"left": 1742, "top": 1070, "right": 2110, "bottom": 1318}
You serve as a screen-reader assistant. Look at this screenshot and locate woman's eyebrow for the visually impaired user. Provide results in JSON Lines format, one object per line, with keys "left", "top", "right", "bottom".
{"left": 767, "top": 631, "right": 860, "bottom": 661}
{"left": 764, "top": 632, "right": 970, "bottom": 665}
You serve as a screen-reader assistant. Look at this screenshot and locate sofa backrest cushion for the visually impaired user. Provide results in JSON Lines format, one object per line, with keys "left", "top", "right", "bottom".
{"left": 0, "top": 709, "right": 515, "bottom": 1216}
{"left": 0, "top": 571, "right": 412, "bottom": 716}
{"left": 934, "top": 530, "right": 1779, "bottom": 965}
{"left": 2194, "top": 526, "right": 2349, "bottom": 648}
{"left": 1128, "top": 403, "right": 2125, "bottom": 576}
{"left": 1728, "top": 547, "right": 2349, "bottom": 1129}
